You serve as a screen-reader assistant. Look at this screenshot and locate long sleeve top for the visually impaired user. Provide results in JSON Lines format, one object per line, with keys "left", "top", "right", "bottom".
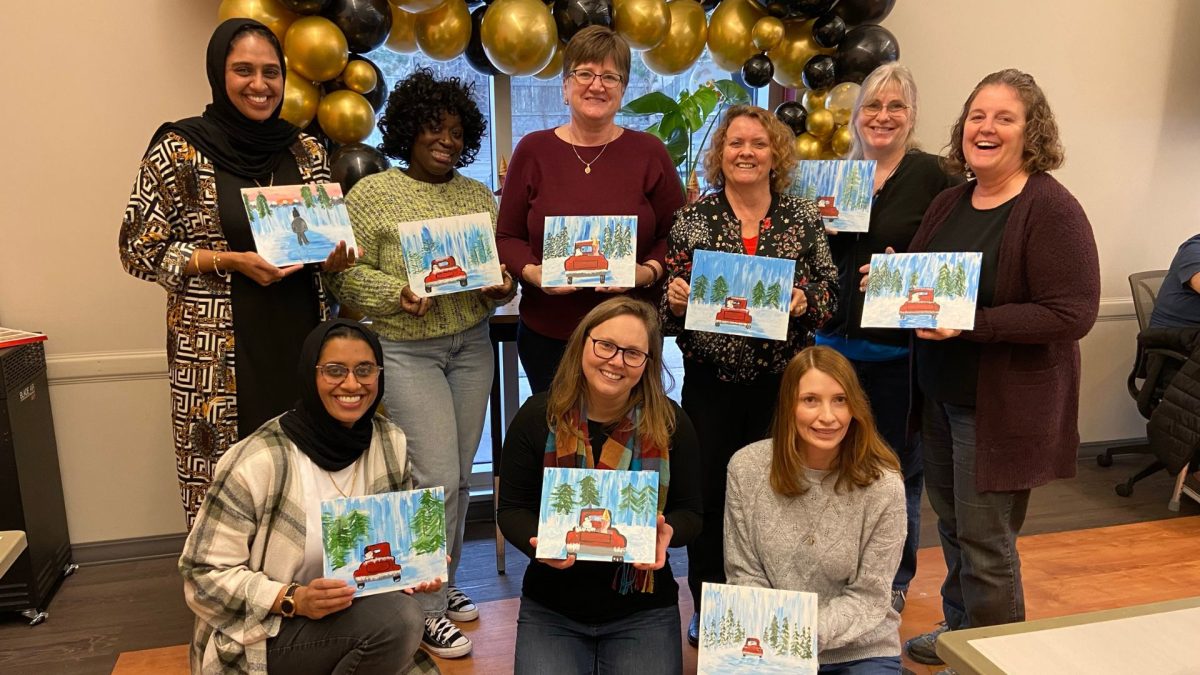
{"left": 724, "top": 440, "right": 905, "bottom": 665}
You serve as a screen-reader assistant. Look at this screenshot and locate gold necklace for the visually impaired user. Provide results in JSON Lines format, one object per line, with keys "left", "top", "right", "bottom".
{"left": 252, "top": 172, "right": 275, "bottom": 188}
{"left": 567, "top": 127, "right": 613, "bottom": 175}
{"left": 327, "top": 458, "right": 360, "bottom": 499}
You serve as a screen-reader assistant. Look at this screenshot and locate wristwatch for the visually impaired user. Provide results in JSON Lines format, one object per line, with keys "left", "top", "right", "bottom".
{"left": 280, "top": 583, "right": 301, "bottom": 618}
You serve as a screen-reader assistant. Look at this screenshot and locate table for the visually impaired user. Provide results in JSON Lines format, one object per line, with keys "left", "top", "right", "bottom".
{"left": 0, "top": 530, "right": 27, "bottom": 579}
{"left": 488, "top": 294, "right": 521, "bottom": 573}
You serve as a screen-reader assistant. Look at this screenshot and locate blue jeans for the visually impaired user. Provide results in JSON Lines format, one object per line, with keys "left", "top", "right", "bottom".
{"left": 819, "top": 655, "right": 902, "bottom": 674}
{"left": 380, "top": 319, "right": 493, "bottom": 617}
{"left": 513, "top": 598, "right": 683, "bottom": 675}
{"left": 266, "top": 592, "right": 423, "bottom": 674}
{"left": 922, "top": 397, "right": 1029, "bottom": 630}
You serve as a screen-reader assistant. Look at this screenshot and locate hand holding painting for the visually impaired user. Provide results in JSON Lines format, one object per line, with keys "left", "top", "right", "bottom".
{"left": 666, "top": 277, "right": 690, "bottom": 317}
{"left": 276, "top": 577, "right": 355, "bottom": 619}
{"left": 789, "top": 288, "right": 809, "bottom": 317}
{"left": 481, "top": 264, "right": 515, "bottom": 300}
{"left": 595, "top": 262, "right": 662, "bottom": 294}
{"left": 528, "top": 536, "right": 576, "bottom": 569}
{"left": 320, "top": 240, "right": 359, "bottom": 274}
{"left": 631, "top": 515, "right": 673, "bottom": 572}
{"left": 857, "top": 245, "right": 895, "bottom": 292}
{"left": 521, "top": 264, "right": 579, "bottom": 296}
{"left": 218, "top": 250, "right": 304, "bottom": 286}
{"left": 915, "top": 327, "right": 962, "bottom": 341}
{"left": 399, "top": 285, "right": 433, "bottom": 317}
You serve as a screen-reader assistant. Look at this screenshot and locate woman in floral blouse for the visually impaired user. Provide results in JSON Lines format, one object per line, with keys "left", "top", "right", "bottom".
{"left": 661, "top": 104, "right": 838, "bottom": 645}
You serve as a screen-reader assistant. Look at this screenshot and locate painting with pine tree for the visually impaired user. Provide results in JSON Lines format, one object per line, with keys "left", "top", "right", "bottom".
{"left": 240, "top": 183, "right": 358, "bottom": 266}
{"left": 860, "top": 251, "right": 982, "bottom": 330}
{"left": 697, "top": 582, "right": 819, "bottom": 674}
{"left": 684, "top": 249, "right": 796, "bottom": 341}
{"left": 396, "top": 212, "right": 503, "bottom": 298}
{"left": 535, "top": 468, "right": 658, "bottom": 563}
{"left": 541, "top": 216, "right": 638, "bottom": 288}
{"left": 787, "top": 160, "right": 877, "bottom": 233}
{"left": 320, "top": 487, "right": 449, "bottom": 597}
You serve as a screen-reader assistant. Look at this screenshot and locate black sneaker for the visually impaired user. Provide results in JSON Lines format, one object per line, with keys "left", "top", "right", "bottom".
{"left": 891, "top": 588, "right": 907, "bottom": 613}
{"left": 446, "top": 586, "right": 479, "bottom": 622}
{"left": 905, "top": 622, "right": 949, "bottom": 665}
{"left": 422, "top": 616, "right": 472, "bottom": 659}
{"left": 687, "top": 612, "right": 700, "bottom": 647}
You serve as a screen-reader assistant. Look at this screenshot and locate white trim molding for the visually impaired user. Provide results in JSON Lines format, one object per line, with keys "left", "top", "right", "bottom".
{"left": 46, "top": 349, "right": 167, "bottom": 386}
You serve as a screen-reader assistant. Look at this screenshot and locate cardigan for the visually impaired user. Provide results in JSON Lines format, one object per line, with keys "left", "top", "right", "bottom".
{"left": 909, "top": 172, "right": 1100, "bottom": 491}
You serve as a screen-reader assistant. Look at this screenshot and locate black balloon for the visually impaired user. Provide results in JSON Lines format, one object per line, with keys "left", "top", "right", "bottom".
{"left": 554, "top": 0, "right": 613, "bottom": 42}
{"left": 801, "top": 54, "right": 836, "bottom": 90}
{"left": 752, "top": 0, "right": 837, "bottom": 21}
{"left": 834, "top": 24, "right": 899, "bottom": 84}
{"left": 465, "top": 6, "right": 502, "bottom": 76}
{"left": 741, "top": 54, "right": 774, "bottom": 88}
{"left": 321, "top": 0, "right": 392, "bottom": 53}
{"left": 811, "top": 12, "right": 846, "bottom": 48}
{"left": 832, "top": 0, "right": 895, "bottom": 26}
{"left": 774, "top": 100, "right": 807, "bottom": 136}
{"left": 700, "top": 0, "right": 720, "bottom": 10}
{"left": 330, "top": 143, "right": 391, "bottom": 193}
{"left": 326, "top": 55, "right": 389, "bottom": 112}
{"left": 279, "top": 0, "right": 331, "bottom": 13}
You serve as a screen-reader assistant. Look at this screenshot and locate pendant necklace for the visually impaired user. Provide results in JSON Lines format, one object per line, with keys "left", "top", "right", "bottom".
{"left": 327, "top": 457, "right": 360, "bottom": 499}
{"left": 253, "top": 172, "right": 275, "bottom": 188}
{"left": 568, "top": 127, "right": 613, "bottom": 175}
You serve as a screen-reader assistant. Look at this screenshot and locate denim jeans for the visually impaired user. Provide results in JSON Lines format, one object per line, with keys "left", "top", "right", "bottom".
{"left": 818, "top": 655, "right": 902, "bottom": 674}
{"left": 266, "top": 592, "right": 424, "bottom": 674}
{"left": 516, "top": 319, "right": 567, "bottom": 395}
{"left": 513, "top": 597, "right": 683, "bottom": 675}
{"left": 380, "top": 319, "right": 493, "bottom": 617}
{"left": 922, "top": 397, "right": 1030, "bottom": 630}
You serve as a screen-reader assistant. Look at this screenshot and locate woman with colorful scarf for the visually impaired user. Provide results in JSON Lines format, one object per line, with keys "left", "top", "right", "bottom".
{"left": 498, "top": 297, "right": 701, "bottom": 674}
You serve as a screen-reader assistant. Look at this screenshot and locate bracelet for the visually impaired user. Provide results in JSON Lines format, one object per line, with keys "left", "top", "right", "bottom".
{"left": 213, "top": 252, "right": 230, "bottom": 280}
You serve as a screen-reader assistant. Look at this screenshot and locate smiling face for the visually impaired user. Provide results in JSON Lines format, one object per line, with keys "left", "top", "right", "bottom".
{"left": 563, "top": 58, "right": 626, "bottom": 128}
{"left": 406, "top": 110, "right": 464, "bottom": 183}
{"left": 793, "top": 368, "right": 851, "bottom": 462}
{"left": 316, "top": 337, "right": 379, "bottom": 429}
{"left": 721, "top": 115, "right": 774, "bottom": 189}
{"left": 224, "top": 33, "right": 282, "bottom": 122}
{"left": 581, "top": 314, "right": 649, "bottom": 408}
{"left": 962, "top": 84, "right": 1028, "bottom": 182}
{"left": 855, "top": 83, "right": 913, "bottom": 159}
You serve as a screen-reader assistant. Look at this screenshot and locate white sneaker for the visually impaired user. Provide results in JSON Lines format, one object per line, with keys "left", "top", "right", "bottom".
{"left": 421, "top": 616, "right": 472, "bottom": 659}
{"left": 446, "top": 586, "right": 479, "bottom": 622}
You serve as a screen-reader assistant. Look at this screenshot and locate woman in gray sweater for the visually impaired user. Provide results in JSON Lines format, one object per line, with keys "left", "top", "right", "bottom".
{"left": 724, "top": 346, "right": 906, "bottom": 674}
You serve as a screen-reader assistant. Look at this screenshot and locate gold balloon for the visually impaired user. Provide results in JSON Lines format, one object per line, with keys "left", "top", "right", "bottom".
{"left": 751, "top": 16, "right": 784, "bottom": 52}
{"left": 280, "top": 70, "right": 320, "bottom": 129}
{"left": 825, "top": 82, "right": 860, "bottom": 126}
{"left": 534, "top": 41, "right": 565, "bottom": 80}
{"left": 642, "top": 0, "right": 707, "bottom": 76}
{"left": 386, "top": 5, "right": 419, "bottom": 53}
{"left": 284, "top": 16, "right": 349, "bottom": 82}
{"left": 802, "top": 87, "right": 827, "bottom": 113}
{"left": 481, "top": 0, "right": 558, "bottom": 76}
{"left": 613, "top": 0, "right": 671, "bottom": 51}
{"left": 831, "top": 124, "right": 852, "bottom": 155}
{"left": 807, "top": 108, "right": 834, "bottom": 139}
{"left": 341, "top": 60, "right": 378, "bottom": 95}
{"left": 416, "top": 0, "right": 471, "bottom": 61}
{"left": 317, "top": 90, "right": 376, "bottom": 145}
{"left": 794, "top": 132, "right": 821, "bottom": 160}
{"left": 767, "top": 19, "right": 820, "bottom": 89}
{"left": 820, "top": 148, "right": 841, "bottom": 160}
{"left": 707, "top": 0, "right": 766, "bottom": 72}
{"left": 218, "top": 0, "right": 299, "bottom": 43}
{"left": 391, "top": 0, "right": 446, "bottom": 14}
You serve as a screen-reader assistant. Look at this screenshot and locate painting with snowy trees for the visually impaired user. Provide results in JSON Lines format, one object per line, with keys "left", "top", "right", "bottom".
{"left": 860, "top": 251, "right": 982, "bottom": 330}
{"left": 787, "top": 160, "right": 877, "bottom": 233}
{"left": 541, "top": 215, "right": 637, "bottom": 288}
{"left": 320, "top": 487, "right": 448, "bottom": 598}
{"left": 697, "top": 583, "right": 819, "bottom": 675}
{"left": 535, "top": 467, "right": 658, "bottom": 564}
{"left": 240, "top": 183, "right": 358, "bottom": 267}
{"left": 396, "top": 211, "right": 503, "bottom": 298}
{"left": 684, "top": 249, "right": 796, "bottom": 341}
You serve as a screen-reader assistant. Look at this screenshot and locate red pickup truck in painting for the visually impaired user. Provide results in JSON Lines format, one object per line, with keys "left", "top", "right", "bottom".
{"left": 563, "top": 239, "right": 609, "bottom": 285}
{"left": 564, "top": 508, "right": 627, "bottom": 561}
{"left": 424, "top": 256, "right": 468, "bottom": 293}
{"left": 898, "top": 287, "right": 941, "bottom": 318}
{"left": 352, "top": 542, "right": 403, "bottom": 589}
{"left": 715, "top": 296, "right": 753, "bottom": 328}
{"left": 816, "top": 196, "right": 839, "bottom": 222}
{"left": 741, "top": 637, "right": 764, "bottom": 658}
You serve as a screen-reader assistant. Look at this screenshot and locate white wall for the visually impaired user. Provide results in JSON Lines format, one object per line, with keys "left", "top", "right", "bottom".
{"left": 0, "top": 0, "right": 1192, "bottom": 545}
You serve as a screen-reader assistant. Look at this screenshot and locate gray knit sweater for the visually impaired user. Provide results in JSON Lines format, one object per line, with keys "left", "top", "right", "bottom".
{"left": 724, "top": 440, "right": 905, "bottom": 665}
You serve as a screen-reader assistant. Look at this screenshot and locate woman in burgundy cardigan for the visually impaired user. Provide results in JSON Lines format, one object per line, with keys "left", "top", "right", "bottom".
{"left": 896, "top": 69, "right": 1100, "bottom": 669}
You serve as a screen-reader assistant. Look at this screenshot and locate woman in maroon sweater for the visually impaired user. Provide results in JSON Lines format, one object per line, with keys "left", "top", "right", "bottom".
{"left": 899, "top": 70, "right": 1100, "bottom": 669}
{"left": 496, "top": 26, "right": 685, "bottom": 393}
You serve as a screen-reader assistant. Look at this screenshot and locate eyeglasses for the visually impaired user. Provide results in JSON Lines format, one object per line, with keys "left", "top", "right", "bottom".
{"left": 569, "top": 70, "right": 624, "bottom": 88}
{"left": 861, "top": 101, "right": 911, "bottom": 116}
{"left": 588, "top": 336, "right": 649, "bottom": 368}
{"left": 316, "top": 363, "right": 382, "bottom": 385}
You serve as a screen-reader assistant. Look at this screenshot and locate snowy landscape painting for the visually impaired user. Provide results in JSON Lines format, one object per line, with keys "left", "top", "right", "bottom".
{"left": 697, "top": 583, "right": 819, "bottom": 675}
{"left": 542, "top": 215, "right": 637, "bottom": 288}
{"left": 397, "top": 212, "right": 503, "bottom": 298}
{"left": 861, "top": 251, "right": 982, "bottom": 330}
{"left": 536, "top": 467, "right": 658, "bottom": 564}
{"left": 240, "top": 183, "right": 357, "bottom": 267}
{"left": 684, "top": 249, "right": 796, "bottom": 342}
{"left": 321, "top": 487, "right": 448, "bottom": 598}
{"left": 787, "top": 159, "right": 877, "bottom": 233}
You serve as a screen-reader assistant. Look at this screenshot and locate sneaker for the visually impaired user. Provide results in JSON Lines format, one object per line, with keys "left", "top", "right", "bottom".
{"left": 905, "top": 622, "right": 949, "bottom": 665}
{"left": 446, "top": 586, "right": 479, "bottom": 622}
{"left": 891, "top": 588, "right": 907, "bottom": 613}
{"left": 933, "top": 669, "right": 959, "bottom": 675}
{"left": 422, "top": 616, "right": 472, "bottom": 659}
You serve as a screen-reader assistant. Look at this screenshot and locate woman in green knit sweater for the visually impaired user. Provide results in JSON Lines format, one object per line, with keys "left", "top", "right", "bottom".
{"left": 329, "top": 68, "right": 514, "bottom": 659}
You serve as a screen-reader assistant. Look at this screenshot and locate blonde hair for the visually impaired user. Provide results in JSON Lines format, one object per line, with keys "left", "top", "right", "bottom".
{"left": 703, "top": 104, "right": 797, "bottom": 194}
{"left": 849, "top": 62, "right": 921, "bottom": 160}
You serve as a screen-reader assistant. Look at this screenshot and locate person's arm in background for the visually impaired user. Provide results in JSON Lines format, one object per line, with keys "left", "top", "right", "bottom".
{"left": 662, "top": 405, "right": 702, "bottom": 547}
{"left": 496, "top": 396, "right": 548, "bottom": 559}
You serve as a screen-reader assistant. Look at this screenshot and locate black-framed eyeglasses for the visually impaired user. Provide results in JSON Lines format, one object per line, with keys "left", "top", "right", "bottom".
{"left": 588, "top": 336, "right": 649, "bottom": 368}
{"left": 316, "top": 363, "right": 383, "bottom": 385}
{"left": 861, "top": 100, "right": 911, "bottom": 116}
{"left": 569, "top": 70, "right": 624, "bottom": 88}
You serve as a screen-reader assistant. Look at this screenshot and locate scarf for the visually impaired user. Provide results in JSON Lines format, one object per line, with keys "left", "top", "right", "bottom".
{"left": 544, "top": 401, "right": 670, "bottom": 594}
{"left": 280, "top": 319, "right": 385, "bottom": 471}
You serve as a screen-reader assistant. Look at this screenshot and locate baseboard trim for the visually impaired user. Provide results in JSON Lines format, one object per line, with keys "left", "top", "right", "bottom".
{"left": 72, "top": 532, "right": 186, "bottom": 566}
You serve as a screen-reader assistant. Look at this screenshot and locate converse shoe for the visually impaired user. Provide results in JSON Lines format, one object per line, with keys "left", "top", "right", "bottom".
{"left": 905, "top": 622, "right": 949, "bottom": 665}
{"left": 422, "top": 616, "right": 472, "bottom": 659}
{"left": 891, "top": 588, "right": 907, "bottom": 613}
{"left": 446, "top": 586, "right": 479, "bottom": 622}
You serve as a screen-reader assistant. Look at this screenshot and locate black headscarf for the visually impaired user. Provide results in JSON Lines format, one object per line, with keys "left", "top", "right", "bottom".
{"left": 280, "top": 320, "right": 386, "bottom": 471}
{"left": 149, "top": 18, "right": 300, "bottom": 179}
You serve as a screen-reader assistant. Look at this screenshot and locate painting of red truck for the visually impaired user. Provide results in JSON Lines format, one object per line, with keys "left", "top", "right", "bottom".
{"left": 542, "top": 216, "right": 637, "bottom": 288}
{"left": 398, "top": 212, "right": 503, "bottom": 298}
{"left": 536, "top": 467, "right": 659, "bottom": 564}
{"left": 861, "top": 252, "right": 982, "bottom": 331}
{"left": 698, "top": 582, "right": 819, "bottom": 675}
{"left": 788, "top": 159, "right": 876, "bottom": 233}
{"left": 685, "top": 249, "right": 796, "bottom": 342}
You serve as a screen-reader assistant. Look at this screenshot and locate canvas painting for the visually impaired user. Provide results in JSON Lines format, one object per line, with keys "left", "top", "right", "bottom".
{"left": 535, "top": 467, "right": 658, "bottom": 564}
{"left": 541, "top": 215, "right": 637, "bottom": 287}
{"left": 240, "top": 183, "right": 357, "bottom": 267}
{"left": 397, "top": 212, "right": 503, "bottom": 298}
{"left": 788, "top": 159, "right": 877, "bottom": 233}
{"left": 321, "top": 487, "right": 448, "bottom": 598}
{"left": 860, "top": 251, "right": 982, "bottom": 330}
{"left": 697, "top": 582, "right": 819, "bottom": 675}
{"left": 684, "top": 249, "right": 796, "bottom": 342}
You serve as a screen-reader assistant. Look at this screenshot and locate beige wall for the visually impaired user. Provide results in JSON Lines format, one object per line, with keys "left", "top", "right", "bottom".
{"left": 0, "top": 1, "right": 1193, "bottom": 545}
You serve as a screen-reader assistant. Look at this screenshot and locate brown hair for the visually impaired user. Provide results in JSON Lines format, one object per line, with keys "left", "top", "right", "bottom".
{"left": 769, "top": 346, "right": 899, "bottom": 497}
{"left": 703, "top": 104, "right": 797, "bottom": 194}
{"left": 562, "top": 25, "right": 632, "bottom": 86}
{"left": 546, "top": 297, "right": 675, "bottom": 449}
{"left": 944, "top": 68, "right": 1065, "bottom": 176}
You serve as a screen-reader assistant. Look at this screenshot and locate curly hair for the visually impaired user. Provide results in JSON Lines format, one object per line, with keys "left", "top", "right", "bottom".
{"left": 944, "top": 68, "right": 1064, "bottom": 176}
{"left": 377, "top": 68, "right": 487, "bottom": 168}
{"left": 703, "top": 104, "right": 797, "bottom": 194}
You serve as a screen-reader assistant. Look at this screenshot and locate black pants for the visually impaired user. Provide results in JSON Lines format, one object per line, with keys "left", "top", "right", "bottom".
{"left": 682, "top": 359, "right": 782, "bottom": 608}
{"left": 517, "top": 319, "right": 568, "bottom": 395}
{"left": 266, "top": 592, "right": 423, "bottom": 674}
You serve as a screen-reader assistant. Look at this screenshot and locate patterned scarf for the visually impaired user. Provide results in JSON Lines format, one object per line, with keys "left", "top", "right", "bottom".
{"left": 544, "top": 401, "right": 670, "bottom": 594}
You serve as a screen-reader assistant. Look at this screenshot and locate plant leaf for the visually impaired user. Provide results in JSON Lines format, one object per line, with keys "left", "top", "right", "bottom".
{"left": 680, "top": 98, "right": 703, "bottom": 133}
{"left": 659, "top": 110, "right": 684, "bottom": 140}
{"left": 664, "top": 126, "right": 689, "bottom": 166}
{"left": 620, "top": 91, "right": 679, "bottom": 115}
{"left": 694, "top": 86, "right": 720, "bottom": 119}
{"left": 714, "top": 79, "right": 751, "bottom": 105}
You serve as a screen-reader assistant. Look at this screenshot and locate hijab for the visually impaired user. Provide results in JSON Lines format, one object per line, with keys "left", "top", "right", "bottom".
{"left": 149, "top": 18, "right": 299, "bottom": 179}
{"left": 280, "top": 319, "right": 386, "bottom": 471}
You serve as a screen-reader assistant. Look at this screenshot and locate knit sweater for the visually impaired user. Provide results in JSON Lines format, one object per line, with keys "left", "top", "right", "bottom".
{"left": 329, "top": 168, "right": 512, "bottom": 341}
{"left": 724, "top": 440, "right": 905, "bottom": 665}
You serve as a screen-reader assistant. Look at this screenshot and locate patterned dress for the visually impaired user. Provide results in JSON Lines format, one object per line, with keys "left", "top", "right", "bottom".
{"left": 119, "top": 132, "right": 332, "bottom": 527}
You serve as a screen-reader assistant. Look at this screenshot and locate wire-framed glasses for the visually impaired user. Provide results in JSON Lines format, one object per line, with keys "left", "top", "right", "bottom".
{"left": 569, "top": 70, "right": 624, "bottom": 88}
{"left": 316, "top": 363, "right": 383, "bottom": 385}
{"left": 861, "top": 100, "right": 911, "bottom": 116}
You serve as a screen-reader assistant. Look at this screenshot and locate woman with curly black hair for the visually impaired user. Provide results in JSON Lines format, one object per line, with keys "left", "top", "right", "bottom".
{"left": 329, "top": 67, "right": 514, "bottom": 660}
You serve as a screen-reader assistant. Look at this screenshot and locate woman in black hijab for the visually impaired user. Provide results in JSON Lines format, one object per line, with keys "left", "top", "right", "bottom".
{"left": 180, "top": 319, "right": 438, "bottom": 674}
{"left": 119, "top": 19, "right": 356, "bottom": 528}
